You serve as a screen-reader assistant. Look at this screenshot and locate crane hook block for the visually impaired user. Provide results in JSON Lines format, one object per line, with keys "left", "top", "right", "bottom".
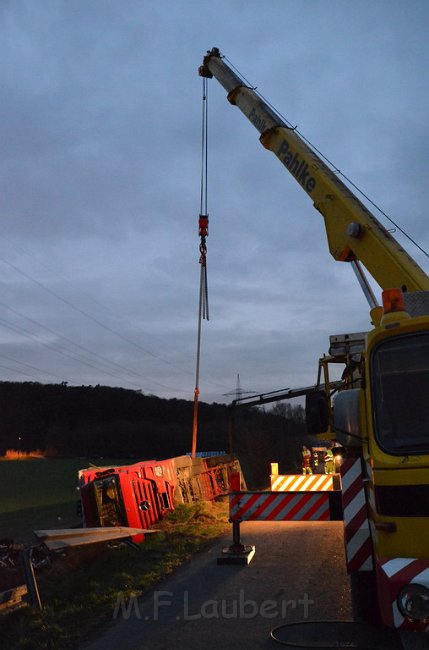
{"left": 198, "top": 64, "right": 212, "bottom": 78}
{"left": 199, "top": 215, "right": 209, "bottom": 237}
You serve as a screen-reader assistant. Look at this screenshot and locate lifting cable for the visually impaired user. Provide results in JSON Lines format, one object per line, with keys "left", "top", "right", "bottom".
{"left": 191, "top": 75, "right": 210, "bottom": 458}
{"left": 223, "top": 54, "right": 429, "bottom": 261}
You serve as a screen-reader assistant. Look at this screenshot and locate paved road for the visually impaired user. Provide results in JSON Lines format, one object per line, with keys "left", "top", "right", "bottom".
{"left": 81, "top": 521, "right": 426, "bottom": 650}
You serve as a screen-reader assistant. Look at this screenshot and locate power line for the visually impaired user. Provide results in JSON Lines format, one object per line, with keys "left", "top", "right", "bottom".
{"left": 0, "top": 361, "right": 45, "bottom": 383}
{"left": 0, "top": 252, "right": 192, "bottom": 373}
{"left": 0, "top": 253, "right": 194, "bottom": 392}
{"left": 0, "top": 246, "right": 233, "bottom": 394}
{"left": 0, "top": 315, "right": 151, "bottom": 391}
{"left": 0, "top": 352, "right": 70, "bottom": 383}
{"left": 0, "top": 299, "right": 184, "bottom": 392}
{"left": 224, "top": 54, "right": 429, "bottom": 261}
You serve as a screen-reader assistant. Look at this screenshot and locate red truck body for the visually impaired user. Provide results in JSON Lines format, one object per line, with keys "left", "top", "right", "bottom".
{"left": 78, "top": 454, "right": 241, "bottom": 543}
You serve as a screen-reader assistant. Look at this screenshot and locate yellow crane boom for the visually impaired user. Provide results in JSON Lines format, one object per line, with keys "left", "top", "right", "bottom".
{"left": 199, "top": 48, "right": 429, "bottom": 295}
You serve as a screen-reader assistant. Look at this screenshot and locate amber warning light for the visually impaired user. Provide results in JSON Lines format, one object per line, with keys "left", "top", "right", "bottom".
{"left": 382, "top": 288, "right": 406, "bottom": 314}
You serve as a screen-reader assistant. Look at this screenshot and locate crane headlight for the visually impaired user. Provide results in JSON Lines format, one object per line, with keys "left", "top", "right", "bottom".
{"left": 397, "top": 584, "right": 429, "bottom": 622}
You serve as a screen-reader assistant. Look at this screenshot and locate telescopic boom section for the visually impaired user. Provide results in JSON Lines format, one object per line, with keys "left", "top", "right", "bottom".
{"left": 199, "top": 48, "right": 429, "bottom": 293}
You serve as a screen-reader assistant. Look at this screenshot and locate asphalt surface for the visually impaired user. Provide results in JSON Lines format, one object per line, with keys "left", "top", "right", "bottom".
{"left": 81, "top": 521, "right": 427, "bottom": 650}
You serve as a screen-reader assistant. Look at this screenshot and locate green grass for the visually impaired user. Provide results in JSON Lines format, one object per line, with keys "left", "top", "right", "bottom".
{"left": 0, "top": 501, "right": 229, "bottom": 650}
{"left": 0, "top": 458, "right": 230, "bottom": 648}
{"left": 0, "top": 458, "right": 135, "bottom": 543}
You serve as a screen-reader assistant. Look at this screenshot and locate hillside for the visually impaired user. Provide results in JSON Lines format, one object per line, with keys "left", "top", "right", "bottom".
{"left": 0, "top": 381, "right": 313, "bottom": 487}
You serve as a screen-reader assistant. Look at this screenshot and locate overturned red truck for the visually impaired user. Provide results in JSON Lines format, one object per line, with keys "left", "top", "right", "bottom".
{"left": 78, "top": 454, "right": 242, "bottom": 543}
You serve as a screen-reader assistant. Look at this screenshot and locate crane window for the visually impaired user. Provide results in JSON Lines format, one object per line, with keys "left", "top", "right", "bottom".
{"left": 371, "top": 332, "right": 429, "bottom": 455}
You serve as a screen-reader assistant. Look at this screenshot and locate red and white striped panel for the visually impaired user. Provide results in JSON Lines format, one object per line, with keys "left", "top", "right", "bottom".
{"left": 271, "top": 474, "right": 335, "bottom": 492}
{"left": 340, "top": 458, "right": 373, "bottom": 573}
{"left": 229, "top": 491, "right": 330, "bottom": 522}
{"left": 376, "top": 557, "right": 429, "bottom": 630}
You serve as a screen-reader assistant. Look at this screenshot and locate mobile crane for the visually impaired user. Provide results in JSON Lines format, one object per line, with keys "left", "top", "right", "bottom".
{"left": 200, "top": 47, "right": 429, "bottom": 632}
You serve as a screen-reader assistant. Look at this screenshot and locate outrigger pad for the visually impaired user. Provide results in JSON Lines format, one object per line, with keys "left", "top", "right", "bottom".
{"left": 217, "top": 544, "right": 256, "bottom": 565}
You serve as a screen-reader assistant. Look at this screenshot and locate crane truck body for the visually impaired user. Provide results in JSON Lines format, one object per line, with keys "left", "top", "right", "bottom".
{"left": 200, "top": 47, "right": 429, "bottom": 632}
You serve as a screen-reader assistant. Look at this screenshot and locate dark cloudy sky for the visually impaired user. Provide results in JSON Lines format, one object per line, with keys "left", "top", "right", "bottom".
{"left": 1, "top": 1, "right": 428, "bottom": 404}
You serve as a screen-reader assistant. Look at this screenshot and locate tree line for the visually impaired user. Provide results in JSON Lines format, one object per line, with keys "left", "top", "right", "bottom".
{"left": 0, "top": 381, "right": 315, "bottom": 487}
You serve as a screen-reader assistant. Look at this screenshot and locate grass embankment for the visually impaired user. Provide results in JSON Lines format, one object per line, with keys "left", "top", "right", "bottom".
{"left": 0, "top": 456, "right": 230, "bottom": 648}
{"left": 0, "top": 500, "right": 230, "bottom": 650}
{"left": 0, "top": 458, "right": 135, "bottom": 543}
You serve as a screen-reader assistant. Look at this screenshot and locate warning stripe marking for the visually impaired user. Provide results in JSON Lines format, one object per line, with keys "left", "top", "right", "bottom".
{"left": 392, "top": 600, "right": 404, "bottom": 628}
{"left": 377, "top": 557, "right": 429, "bottom": 630}
{"left": 344, "top": 503, "right": 369, "bottom": 544}
{"left": 340, "top": 458, "right": 373, "bottom": 573}
{"left": 341, "top": 458, "right": 361, "bottom": 492}
{"left": 348, "top": 532, "right": 373, "bottom": 572}
{"left": 344, "top": 490, "right": 367, "bottom": 529}
{"left": 229, "top": 491, "right": 331, "bottom": 522}
{"left": 341, "top": 461, "right": 363, "bottom": 504}
{"left": 271, "top": 474, "right": 334, "bottom": 492}
{"left": 413, "top": 567, "right": 429, "bottom": 588}
{"left": 382, "top": 557, "right": 429, "bottom": 583}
